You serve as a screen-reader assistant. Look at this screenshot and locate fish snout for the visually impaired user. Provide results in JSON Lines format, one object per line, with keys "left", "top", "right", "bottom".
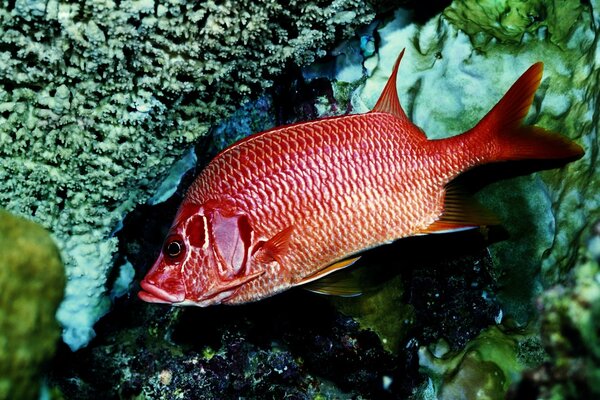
{"left": 138, "top": 277, "right": 186, "bottom": 304}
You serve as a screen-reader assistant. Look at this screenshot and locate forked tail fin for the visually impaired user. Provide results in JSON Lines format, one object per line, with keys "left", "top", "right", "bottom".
{"left": 464, "top": 62, "right": 584, "bottom": 163}
{"left": 423, "top": 63, "right": 584, "bottom": 235}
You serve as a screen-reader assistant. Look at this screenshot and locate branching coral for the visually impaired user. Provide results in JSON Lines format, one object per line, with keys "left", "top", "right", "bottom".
{"left": 0, "top": 0, "right": 375, "bottom": 350}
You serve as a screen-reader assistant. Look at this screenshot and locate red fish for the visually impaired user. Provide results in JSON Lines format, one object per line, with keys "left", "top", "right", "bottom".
{"left": 138, "top": 50, "right": 583, "bottom": 306}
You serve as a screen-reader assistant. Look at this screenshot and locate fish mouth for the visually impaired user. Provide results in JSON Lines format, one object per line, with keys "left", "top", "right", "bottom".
{"left": 138, "top": 280, "right": 185, "bottom": 304}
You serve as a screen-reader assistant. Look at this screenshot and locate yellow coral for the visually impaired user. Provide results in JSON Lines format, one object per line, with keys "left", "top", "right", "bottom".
{"left": 0, "top": 210, "right": 65, "bottom": 400}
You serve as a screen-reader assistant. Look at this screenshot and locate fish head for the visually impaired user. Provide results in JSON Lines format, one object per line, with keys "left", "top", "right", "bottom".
{"left": 138, "top": 203, "right": 263, "bottom": 306}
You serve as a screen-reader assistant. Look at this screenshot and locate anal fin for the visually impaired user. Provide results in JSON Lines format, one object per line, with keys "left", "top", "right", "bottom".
{"left": 420, "top": 182, "right": 499, "bottom": 234}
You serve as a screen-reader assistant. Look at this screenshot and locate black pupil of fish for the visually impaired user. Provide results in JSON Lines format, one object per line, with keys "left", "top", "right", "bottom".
{"left": 166, "top": 241, "right": 182, "bottom": 257}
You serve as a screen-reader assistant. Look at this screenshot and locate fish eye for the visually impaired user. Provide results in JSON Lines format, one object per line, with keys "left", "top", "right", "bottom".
{"left": 164, "top": 237, "right": 185, "bottom": 259}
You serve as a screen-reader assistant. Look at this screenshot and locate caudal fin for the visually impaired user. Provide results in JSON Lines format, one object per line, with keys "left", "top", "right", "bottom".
{"left": 468, "top": 62, "right": 584, "bottom": 162}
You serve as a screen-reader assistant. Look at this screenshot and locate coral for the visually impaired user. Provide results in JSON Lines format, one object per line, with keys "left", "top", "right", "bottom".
{"left": 49, "top": 292, "right": 412, "bottom": 399}
{"left": 0, "top": 209, "right": 65, "bottom": 400}
{"left": 0, "top": 0, "right": 376, "bottom": 350}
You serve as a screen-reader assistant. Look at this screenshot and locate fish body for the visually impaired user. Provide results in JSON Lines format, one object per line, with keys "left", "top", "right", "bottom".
{"left": 139, "top": 50, "right": 583, "bottom": 306}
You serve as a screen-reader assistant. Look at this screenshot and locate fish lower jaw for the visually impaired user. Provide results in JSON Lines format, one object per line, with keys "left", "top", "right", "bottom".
{"left": 180, "top": 290, "right": 237, "bottom": 307}
{"left": 138, "top": 280, "right": 185, "bottom": 304}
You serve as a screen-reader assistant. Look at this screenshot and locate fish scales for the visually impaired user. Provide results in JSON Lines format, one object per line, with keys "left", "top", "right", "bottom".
{"left": 182, "top": 113, "right": 446, "bottom": 301}
{"left": 139, "top": 52, "right": 584, "bottom": 306}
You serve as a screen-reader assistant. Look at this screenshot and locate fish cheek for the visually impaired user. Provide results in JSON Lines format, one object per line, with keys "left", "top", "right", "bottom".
{"left": 183, "top": 251, "right": 211, "bottom": 300}
{"left": 211, "top": 211, "right": 254, "bottom": 278}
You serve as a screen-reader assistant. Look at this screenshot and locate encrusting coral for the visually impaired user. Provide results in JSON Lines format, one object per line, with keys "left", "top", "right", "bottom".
{"left": 0, "top": 209, "right": 65, "bottom": 400}
{"left": 0, "top": 0, "right": 375, "bottom": 350}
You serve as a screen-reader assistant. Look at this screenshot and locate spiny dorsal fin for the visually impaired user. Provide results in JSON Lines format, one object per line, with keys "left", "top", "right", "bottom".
{"left": 419, "top": 182, "right": 499, "bottom": 234}
{"left": 297, "top": 256, "right": 362, "bottom": 287}
{"left": 371, "top": 48, "right": 408, "bottom": 121}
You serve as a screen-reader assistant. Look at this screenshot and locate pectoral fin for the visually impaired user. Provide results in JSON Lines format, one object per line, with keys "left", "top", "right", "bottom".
{"left": 254, "top": 225, "right": 294, "bottom": 267}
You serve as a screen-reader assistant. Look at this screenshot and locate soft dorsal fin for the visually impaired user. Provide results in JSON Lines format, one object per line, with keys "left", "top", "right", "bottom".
{"left": 371, "top": 49, "right": 408, "bottom": 121}
{"left": 419, "top": 182, "right": 499, "bottom": 234}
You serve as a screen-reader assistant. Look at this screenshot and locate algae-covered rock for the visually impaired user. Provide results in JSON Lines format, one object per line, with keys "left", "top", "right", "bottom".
{"left": 509, "top": 233, "right": 600, "bottom": 399}
{"left": 0, "top": 209, "right": 65, "bottom": 400}
{"left": 418, "top": 326, "right": 544, "bottom": 400}
{"left": 0, "top": 0, "right": 376, "bottom": 349}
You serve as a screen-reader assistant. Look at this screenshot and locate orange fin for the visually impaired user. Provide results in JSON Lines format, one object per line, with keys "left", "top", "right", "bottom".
{"left": 297, "top": 256, "right": 361, "bottom": 286}
{"left": 254, "top": 225, "right": 294, "bottom": 264}
{"left": 470, "top": 62, "right": 584, "bottom": 162}
{"left": 371, "top": 49, "right": 409, "bottom": 121}
{"left": 420, "top": 183, "right": 499, "bottom": 234}
{"left": 302, "top": 270, "right": 364, "bottom": 297}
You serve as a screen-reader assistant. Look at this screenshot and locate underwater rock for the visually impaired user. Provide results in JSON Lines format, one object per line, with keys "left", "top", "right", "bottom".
{"left": 418, "top": 325, "right": 545, "bottom": 400}
{"left": 49, "top": 292, "right": 414, "bottom": 399}
{"left": 0, "top": 209, "right": 65, "bottom": 400}
{"left": 0, "top": 0, "right": 376, "bottom": 350}
{"left": 331, "top": 233, "right": 500, "bottom": 354}
{"left": 508, "top": 224, "right": 600, "bottom": 399}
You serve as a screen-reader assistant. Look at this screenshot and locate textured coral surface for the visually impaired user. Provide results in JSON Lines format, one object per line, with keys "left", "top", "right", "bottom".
{"left": 0, "top": 209, "right": 64, "bottom": 400}
{"left": 0, "top": 0, "right": 375, "bottom": 349}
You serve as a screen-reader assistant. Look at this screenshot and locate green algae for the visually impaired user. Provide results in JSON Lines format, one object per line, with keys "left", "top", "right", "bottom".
{"left": 534, "top": 257, "right": 600, "bottom": 398}
{"left": 0, "top": 209, "right": 65, "bottom": 400}
{"left": 333, "top": 275, "right": 415, "bottom": 353}
{"left": 443, "top": 0, "right": 586, "bottom": 47}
